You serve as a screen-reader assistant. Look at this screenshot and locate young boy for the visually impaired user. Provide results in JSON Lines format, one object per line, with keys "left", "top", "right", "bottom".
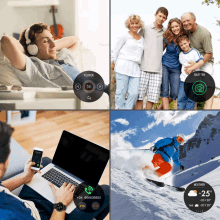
{"left": 177, "top": 35, "right": 204, "bottom": 109}
{"left": 136, "top": 7, "right": 168, "bottom": 110}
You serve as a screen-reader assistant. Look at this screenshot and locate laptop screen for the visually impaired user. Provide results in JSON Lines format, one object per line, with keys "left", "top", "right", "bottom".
{"left": 52, "top": 130, "right": 109, "bottom": 187}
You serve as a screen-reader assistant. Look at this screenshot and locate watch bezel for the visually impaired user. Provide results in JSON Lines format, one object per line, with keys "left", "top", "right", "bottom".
{"left": 54, "top": 202, "right": 66, "bottom": 211}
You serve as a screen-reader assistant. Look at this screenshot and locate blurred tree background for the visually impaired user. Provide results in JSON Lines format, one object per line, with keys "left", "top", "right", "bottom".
{"left": 202, "top": 0, "right": 220, "bottom": 25}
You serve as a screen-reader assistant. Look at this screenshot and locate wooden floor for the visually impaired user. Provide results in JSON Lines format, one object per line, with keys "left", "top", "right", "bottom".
{"left": 12, "top": 110, "right": 110, "bottom": 220}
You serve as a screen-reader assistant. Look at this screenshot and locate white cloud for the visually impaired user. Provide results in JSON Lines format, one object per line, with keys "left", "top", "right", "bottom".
{"left": 118, "top": 128, "right": 137, "bottom": 139}
{"left": 142, "top": 139, "right": 149, "bottom": 143}
{"left": 114, "top": 118, "right": 129, "bottom": 126}
{"left": 111, "top": 128, "right": 137, "bottom": 152}
{"left": 188, "top": 190, "right": 197, "bottom": 197}
{"left": 142, "top": 111, "right": 198, "bottom": 132}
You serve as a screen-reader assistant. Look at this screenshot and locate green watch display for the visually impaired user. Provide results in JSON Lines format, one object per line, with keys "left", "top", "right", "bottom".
{"left": 54, "top": 202, "right": 66, "bottom": 212}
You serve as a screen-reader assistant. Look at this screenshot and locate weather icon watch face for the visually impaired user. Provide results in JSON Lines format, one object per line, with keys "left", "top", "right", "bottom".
{"left": 184, "top": 181, "right": 215, "bottom": 213}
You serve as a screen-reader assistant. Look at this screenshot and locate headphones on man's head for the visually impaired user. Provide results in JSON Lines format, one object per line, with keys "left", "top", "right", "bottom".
{"left": 25, "top": 27, "right": 38, "bottom": 56}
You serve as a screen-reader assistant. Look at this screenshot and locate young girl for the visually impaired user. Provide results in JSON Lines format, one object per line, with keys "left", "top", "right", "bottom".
{"left": 111, "top": 15, "right": 144, "bottom": 109}
{"left": 158, "top": 18, "right": 187, "bottom": 109}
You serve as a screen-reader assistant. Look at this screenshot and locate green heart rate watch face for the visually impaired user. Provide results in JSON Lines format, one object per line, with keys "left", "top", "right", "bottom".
{"left": 184, "top": 71, "right": 215, "bottom": 102}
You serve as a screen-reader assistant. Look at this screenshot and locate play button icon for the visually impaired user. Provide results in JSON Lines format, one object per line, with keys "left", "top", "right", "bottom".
{"left": 97, "top": 83, "right": 103, "bottom": 90}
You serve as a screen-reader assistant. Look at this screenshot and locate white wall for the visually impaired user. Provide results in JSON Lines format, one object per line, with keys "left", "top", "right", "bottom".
{"left": 0, "top": 0, "right": 75, "bottom": 37}
{"left": 74, "top": 0, "right": 109, "bottom": 84}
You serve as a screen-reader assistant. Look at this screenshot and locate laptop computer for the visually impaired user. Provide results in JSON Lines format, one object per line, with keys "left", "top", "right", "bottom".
{"left": 26, "top": 130, "right": 109, "bottom": 214}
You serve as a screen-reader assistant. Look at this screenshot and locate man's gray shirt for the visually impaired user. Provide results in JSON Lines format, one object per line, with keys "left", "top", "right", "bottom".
{"left": 139, "top": 23, "right": 165, "bottom": 73}
{"left": 11, "top": 48, "right": 77, "bottom": 88}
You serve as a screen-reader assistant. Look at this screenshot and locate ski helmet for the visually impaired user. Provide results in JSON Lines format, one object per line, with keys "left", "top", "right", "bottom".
{"left": 177, "top": 133, "right": 185, "bottom": 143}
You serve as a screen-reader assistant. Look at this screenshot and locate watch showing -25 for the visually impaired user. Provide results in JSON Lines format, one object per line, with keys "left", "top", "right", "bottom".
{"left": 54, "top": 202, "right": 66, "bottom": 212}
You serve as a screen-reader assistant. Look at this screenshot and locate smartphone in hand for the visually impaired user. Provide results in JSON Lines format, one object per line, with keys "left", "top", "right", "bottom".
{"left": 31, "top": 147, "right": 44, "bottom": 171}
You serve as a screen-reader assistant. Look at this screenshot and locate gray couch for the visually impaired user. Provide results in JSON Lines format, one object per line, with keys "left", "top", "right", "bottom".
{"left": 1, "top": 137, "right": 30, "bottom": 195}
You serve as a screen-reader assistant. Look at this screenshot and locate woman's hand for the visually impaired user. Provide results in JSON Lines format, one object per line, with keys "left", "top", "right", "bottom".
{"left": 49, "top": 182, "right": 75, "bottom": 206}
{"left": 22, "top": 157, "right": 43, "bottom": 184}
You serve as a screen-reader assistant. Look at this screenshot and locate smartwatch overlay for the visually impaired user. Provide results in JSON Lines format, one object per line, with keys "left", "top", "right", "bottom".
{"left": 184, "top": 71, "right": 215, "bottom": 102}
{"left": 73, "top": 71, "right": 105, "bottom": 102}
{"left": 73, "top": 182, "right": 105, "bottom": 213}
{"left": 184, "top": 181, "right": 215, "bottom": 213}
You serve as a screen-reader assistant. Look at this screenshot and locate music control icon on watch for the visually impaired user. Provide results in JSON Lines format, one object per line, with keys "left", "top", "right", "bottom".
{"left": 73, "top": 71, "right": 105, "bottom": 102}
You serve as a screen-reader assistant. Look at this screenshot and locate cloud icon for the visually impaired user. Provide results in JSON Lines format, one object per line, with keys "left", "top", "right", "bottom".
{"left": 188, "top": 190, "right": 197, "bottom": 197}
{"left": 195, "top": 204, "right": 199, "bottom": 207}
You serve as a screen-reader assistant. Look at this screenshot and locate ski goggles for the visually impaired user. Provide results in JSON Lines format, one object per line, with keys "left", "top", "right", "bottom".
{"left": 177, "top": 136, "right": 184, "bottom": 143}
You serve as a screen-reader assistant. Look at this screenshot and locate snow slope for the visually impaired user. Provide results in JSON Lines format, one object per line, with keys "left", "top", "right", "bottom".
{"left": 111, "top": 158, "right": 220, "bottom": 220}
{"left": 111, "top": 113, "right": 220, "bottom": 220}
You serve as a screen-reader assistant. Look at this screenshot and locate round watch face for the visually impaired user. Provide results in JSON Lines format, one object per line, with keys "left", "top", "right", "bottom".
{"left": 55, "top": 202, "right": 66, "bottom": 211}
{"left": 73, "top": 71, "right": 105, "bottom": 102}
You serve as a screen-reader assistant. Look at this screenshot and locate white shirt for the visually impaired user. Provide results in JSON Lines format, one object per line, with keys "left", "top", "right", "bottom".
{"left": 179, "top": 48, "right": 204, "bottom": 82}
{"left": 111, "top": 32, "right": 144, "bottom": 77}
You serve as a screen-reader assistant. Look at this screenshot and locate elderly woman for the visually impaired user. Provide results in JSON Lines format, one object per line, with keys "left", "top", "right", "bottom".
{"left": 111, "top": 15, "right": 144, "bottom": 109}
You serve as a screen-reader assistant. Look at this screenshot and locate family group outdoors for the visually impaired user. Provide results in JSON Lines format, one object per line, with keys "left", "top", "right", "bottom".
{"left": 111, "top": 7, "right": 214, "bottom": 110}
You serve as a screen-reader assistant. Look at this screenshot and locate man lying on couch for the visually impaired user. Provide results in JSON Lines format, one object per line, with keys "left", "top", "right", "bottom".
{"left": 0, "top": 121, "right": 109, "bottom": 220}
{"left": 1, "top": 23, "right": 80, "bottom": 88}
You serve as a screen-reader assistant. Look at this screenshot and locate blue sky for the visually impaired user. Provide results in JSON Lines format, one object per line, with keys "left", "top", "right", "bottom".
{"left": 111, "top": 111, "right": 219, "bottom": 149}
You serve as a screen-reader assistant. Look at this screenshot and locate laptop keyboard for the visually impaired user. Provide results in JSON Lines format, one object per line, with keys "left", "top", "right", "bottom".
{"left": 42, "top": 168, "right": 79, "bottom": 188}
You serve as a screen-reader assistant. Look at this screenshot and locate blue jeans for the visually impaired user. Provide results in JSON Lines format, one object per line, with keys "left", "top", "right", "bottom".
{"left": 160, "top": 65, "right": 180, "bottom": 100}
{"left": 56, "top": 61, "right": 80, "bottom": 81}
{"left": 177, "top": 81, "right": 196, "bottom": 109}
{"left": 19, "top": 157, "right": 109, "bottom": 220}
{"left": 115, "top": 72, "right": 140, "bottom": 109}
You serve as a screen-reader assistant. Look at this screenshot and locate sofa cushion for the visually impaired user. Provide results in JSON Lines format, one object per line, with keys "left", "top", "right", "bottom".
{"left": 1, "top": 138, "right": 30, "bottom": 181}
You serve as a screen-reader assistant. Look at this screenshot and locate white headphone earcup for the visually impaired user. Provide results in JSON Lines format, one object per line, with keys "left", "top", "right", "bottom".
{"left": 27, "top": 44, "right": 38, "bottom": 56}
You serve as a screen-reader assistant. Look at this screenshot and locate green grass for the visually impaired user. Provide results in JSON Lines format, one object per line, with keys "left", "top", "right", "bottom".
{"left": 153, "top": 97, "right": 204, "bottom": 110}
{"left": 197, "top": 102, "right": 205, "bottom": 110}
{"left": 153, "top": 97, "right": 175, "bottom": 110}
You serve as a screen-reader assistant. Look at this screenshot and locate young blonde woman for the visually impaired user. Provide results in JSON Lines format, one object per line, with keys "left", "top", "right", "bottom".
{"left": 111, "top": 15, "right": 144, "bottom": 109}
{"left": 158, "top": 18, "right": 188, "bottom": 109}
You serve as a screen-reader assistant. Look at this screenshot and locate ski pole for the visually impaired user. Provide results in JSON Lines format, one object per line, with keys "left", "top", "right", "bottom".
{"left": 116, "top": 149, "right": 151, "bottom": 151}
{"left": 164, "top": 170, "right": 181, "bottom": 180}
